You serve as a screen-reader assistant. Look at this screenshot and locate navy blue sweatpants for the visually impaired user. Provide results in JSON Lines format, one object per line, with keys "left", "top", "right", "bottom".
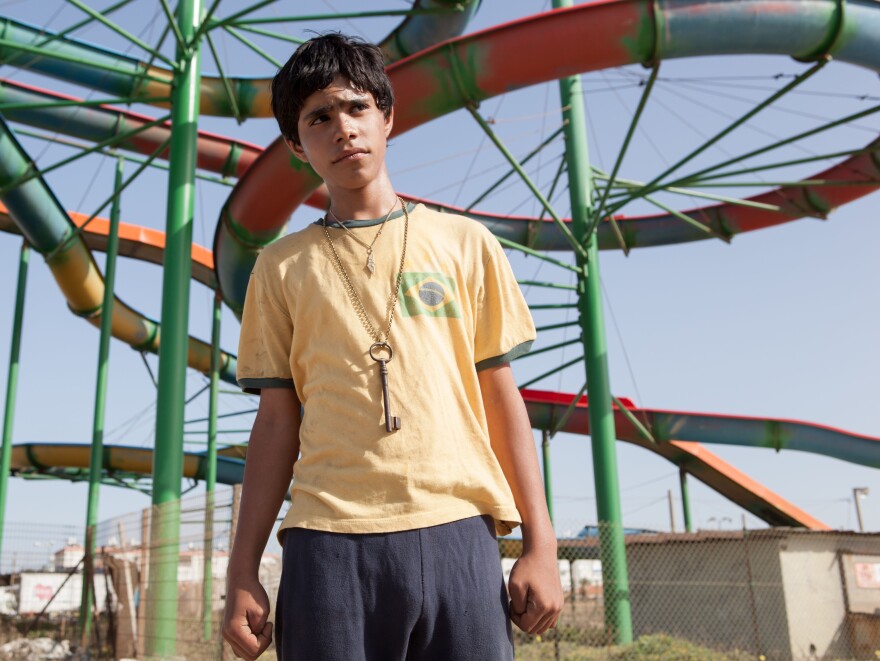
{"left": 275, "top": 515, "right": 514, "bottom": 660}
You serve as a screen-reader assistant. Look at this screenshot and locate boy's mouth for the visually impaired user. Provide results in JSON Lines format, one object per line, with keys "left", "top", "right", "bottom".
{"left": 334, "top": 148, "right": 368, "bottom": 163}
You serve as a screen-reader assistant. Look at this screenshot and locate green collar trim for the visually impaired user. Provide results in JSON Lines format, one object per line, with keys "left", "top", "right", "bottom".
{"left": 314, "top": 201, "right": 416, "bottom": 228}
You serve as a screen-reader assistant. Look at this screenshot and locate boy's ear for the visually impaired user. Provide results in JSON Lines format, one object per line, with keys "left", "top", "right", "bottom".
{"left": 285, "top": 137, "right": 309, "bottom": 164}
{"left": 384, "top": 106, "right": 394, "bottom": 138}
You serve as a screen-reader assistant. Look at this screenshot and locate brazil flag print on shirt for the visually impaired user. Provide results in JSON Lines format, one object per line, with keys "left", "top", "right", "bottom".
{"left": 399, "top": 272, "right": 462, "bottom": 318}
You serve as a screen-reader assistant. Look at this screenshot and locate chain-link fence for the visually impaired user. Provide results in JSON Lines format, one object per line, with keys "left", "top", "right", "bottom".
{"left": 0, "top": 520, "right": 83, "bottom": 653}
{"left": 0, "top": 487, "right": 257, "bottom": 660}
{"left": 2, "top": 503, "right": 879, "bottom": 660}
{"left": 131, "top": 489, "right": 239, "bottom": 660}
{"left": 507, "top": 522, "right": 880, "bottom": 661}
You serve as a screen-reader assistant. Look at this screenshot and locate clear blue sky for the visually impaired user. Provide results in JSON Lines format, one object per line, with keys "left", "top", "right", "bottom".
{"left": 0, "top": 1, "right": 878, "bottom": 569}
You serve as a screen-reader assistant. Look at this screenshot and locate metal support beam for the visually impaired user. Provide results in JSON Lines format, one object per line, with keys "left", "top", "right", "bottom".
{"left": 467, "top": 106, "right": 587, "bottom": 261}
{"left": 0, "top": 95, "right": 171, "bottom": 112}
{"left": 553, "top": 0, "right": 632, "bottom": 644}
{"left": 147, "top": 0, "right": 202, "bottom": 655}
{"left": 65, "top": 0, "right": 178, "bottom": 68}
{"left": 0, "top": 242, "right": 29, "bottom": 561}
{"left": 203, "top": 293, "right": 222, "bottom": 641}
{"left": 518, "top": 355, "right": 584, "bottom": 390}
{"left": 467, "top": 126, "right": 565, "bottom": 211}
{"left": 605, "top": 60, "right": 828, "bottom": 215}
{"left": 0, "top": 114, "right": 171, "bottom": 197}
{"left": 541, "top": 430, "right": 554, "bottom": 525}
{"left": 204, "top": 0, "right": 276, "bottom": 32}
{"left": 229, "top": 23, "right": 305, "bottom": 45}
{"left": 550, "top": 383, "right": 587, "bottom": 439}
{"left": 79, "top": 156, "right": 124, "bottom": 642}
{"left": 221, "top": 25, "right": 282, "bottom": 68}
{"left": 679, "top": 468, "right": 693, "bottom": 533}
{"left": 580, "top": 245, "right": 633, "bottom": 644}
{"left": 0, "top": 37, "right": 168, "bottom": 84}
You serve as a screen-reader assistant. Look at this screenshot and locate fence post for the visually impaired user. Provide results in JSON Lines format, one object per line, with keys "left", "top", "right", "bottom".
{"left": 742, "top": 519, "right": 762, "bottom": 656}
{"left": 138, "top": 507, "right": 149, "bottom": 656}
{"left": 116, "top": 520, "right": 138, "bottom": 658}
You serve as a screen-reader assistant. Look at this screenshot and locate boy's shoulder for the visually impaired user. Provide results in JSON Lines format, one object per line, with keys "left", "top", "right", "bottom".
{"left": 254, "top": 222, "right": 323, "bottom": 270}
{"left": 411, "top": 203, "right": 499, "bottom": 247}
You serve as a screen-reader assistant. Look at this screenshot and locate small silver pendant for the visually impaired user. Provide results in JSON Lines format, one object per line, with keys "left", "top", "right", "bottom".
{"left": 367, "top": 252, "right": 376, "bottom": 274}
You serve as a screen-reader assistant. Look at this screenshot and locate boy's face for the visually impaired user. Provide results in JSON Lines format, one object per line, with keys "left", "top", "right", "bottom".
{"left": 286, "top": 76, "right": 394, "bottom": 192}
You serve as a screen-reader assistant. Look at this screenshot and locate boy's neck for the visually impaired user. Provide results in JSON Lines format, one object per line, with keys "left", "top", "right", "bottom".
{"left": 327, "top": 174, "right": 399, "bottom": 221}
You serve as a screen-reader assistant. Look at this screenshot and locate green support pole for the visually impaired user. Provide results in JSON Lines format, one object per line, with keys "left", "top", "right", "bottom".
{"left": 680, "top": 468, "right": 693, "bottom": 533}
{"left": 552, "top": 0, "right": 632, "bottom": 643}
{"left": 147, "top": 0, "right": 202, "bottom": 656}
{"left": 581, "top": 222, "right": 634, "bottom": 645}
{"left": 79, "top": 156, "right": 125, "bottom": 645}
{"left": 202, "top": 293, "right": 221, "bottom": 641}
{"left": 541, "top": 430, "right": 554, "bottom": 525}
{"left": 0, "top": 242, "right": 29, "bottom": 562}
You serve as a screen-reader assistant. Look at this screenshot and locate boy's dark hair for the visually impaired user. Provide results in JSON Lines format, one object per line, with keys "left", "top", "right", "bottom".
{"left": 271, "top": 33, "right": 394, "bottom": 145}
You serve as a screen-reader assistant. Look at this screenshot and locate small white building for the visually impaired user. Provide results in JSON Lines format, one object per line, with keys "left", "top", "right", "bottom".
{"left": 53, "top": 544, "right": 84, "bottom": 572}
{"left": 626, "top": 529, "right": 880, "bottom": 661}
{"left": 16, "top": 572, "right": 113, "bottom": 615}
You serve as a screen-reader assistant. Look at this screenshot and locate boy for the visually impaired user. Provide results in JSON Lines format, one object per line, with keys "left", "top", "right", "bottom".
{"left": 223, "top": 33, "right": 562, "bottom": 661}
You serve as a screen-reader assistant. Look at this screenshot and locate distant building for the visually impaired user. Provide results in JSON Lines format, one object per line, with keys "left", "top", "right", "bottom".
{"left": 53, "top": 544, "right": 84, "bottom": 572}
{"left": 8, "top": 540, "right": 279, "bottom": 617}
{"left": 625, "top": 529, "right": 880, "bottom": 661}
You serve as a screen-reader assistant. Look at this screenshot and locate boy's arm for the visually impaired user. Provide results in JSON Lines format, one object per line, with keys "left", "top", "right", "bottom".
{"left": 223, "top": 387, "right": 301, "bottom": 661}
{"left": 478, "top": 363, "right": 564, "bottom": 635}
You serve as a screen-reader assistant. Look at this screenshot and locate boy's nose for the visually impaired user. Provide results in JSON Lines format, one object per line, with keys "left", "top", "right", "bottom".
{"left": 334, "top": 115, "right": 358, "bottom": 141}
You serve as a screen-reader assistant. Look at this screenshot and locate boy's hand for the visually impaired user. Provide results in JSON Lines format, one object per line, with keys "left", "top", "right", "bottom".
{"left": 508, "top": 545, "right": 564, "bottom": 635}
{"left": 222, "top": 574, "right": 273, "bottom": 660}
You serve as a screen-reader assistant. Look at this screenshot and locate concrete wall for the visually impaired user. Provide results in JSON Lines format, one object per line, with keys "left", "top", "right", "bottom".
{"left": 778, "top": 538, "right": 848, "bottom": 659}
{"left": 780, "top": 534, "right": 880, "bottom": 659}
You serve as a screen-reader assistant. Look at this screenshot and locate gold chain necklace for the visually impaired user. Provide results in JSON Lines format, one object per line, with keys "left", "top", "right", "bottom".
{"left": 322, "top": 198, "right": 409, "bottom": 433}
{"left": 322, "top": 197, "right": 409, "bottom": 344}
{"left": 325, "top": 198, "right": 397, "bottom": 274}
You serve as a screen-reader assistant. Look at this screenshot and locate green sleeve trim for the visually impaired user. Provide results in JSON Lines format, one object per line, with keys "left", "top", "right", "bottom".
{"left": 475, "top": 340, "right": 534, "bottom": 372}
{"left": 238, "top": 377, "right": 295, "bottom": 395}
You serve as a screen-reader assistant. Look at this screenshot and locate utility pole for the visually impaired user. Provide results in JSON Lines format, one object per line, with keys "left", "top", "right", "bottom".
{"left": 853, "top": 487, "right": 869, "bottom": 532}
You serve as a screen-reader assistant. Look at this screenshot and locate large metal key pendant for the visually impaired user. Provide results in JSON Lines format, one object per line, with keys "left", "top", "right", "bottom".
{"left": 369, "top": 342, "right": 402, "bottom": 433}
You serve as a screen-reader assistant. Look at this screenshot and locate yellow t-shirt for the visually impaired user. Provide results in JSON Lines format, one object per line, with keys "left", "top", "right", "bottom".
{"left": 236, "top": 203, "right": 536, "bottom": 536}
